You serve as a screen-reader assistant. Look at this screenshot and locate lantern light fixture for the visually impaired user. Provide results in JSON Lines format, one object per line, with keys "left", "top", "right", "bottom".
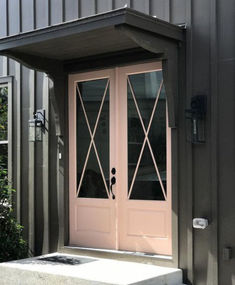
{"left": 29, "top": 109, "right": 45, "bottom": 142}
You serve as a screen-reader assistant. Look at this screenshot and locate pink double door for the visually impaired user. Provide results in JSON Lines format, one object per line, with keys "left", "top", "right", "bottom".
{"left": 69, "top": 62, "right": 172, "bottom": 255}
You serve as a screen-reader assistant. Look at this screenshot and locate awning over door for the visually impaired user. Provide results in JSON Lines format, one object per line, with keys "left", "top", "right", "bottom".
{"left": 0, "top": 7, "right": 185, "bottom": 128}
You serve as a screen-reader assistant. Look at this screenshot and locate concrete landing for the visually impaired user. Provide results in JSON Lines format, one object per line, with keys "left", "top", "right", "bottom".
{"left": 0, "top": 253, "right": 184, "bottom": 285}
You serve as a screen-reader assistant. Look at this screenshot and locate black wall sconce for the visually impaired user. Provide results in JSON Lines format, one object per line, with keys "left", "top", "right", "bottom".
{"left": 29, "top": 109, "right": 45, "bottom": 142}
{"left": 185, "top": 95, "right": 207, "bottom": 144}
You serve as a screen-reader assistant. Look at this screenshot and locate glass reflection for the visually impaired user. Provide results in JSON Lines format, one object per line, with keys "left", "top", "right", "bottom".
{"left": 77, "top": 79, "right": 109, "bottom": 199}
{"left": 128, "top": 71, "right": 166, "bottom": 200}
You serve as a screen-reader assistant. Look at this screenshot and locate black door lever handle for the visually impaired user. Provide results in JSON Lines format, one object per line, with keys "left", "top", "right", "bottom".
{"left": 110, "top": 176, "right": 116, "bottom": 199}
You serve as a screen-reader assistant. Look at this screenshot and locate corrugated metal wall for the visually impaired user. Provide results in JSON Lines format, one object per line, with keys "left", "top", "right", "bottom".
{"left": 0, "top": 0, "right": 235, "bottom": 284}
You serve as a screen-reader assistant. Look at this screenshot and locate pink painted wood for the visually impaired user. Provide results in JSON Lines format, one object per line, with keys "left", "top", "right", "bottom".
{"left": 117, "top": 62, "right": 172, "bottom": 255}
{"left": 69, "top": 69, "right": 117, "bottom": 249}
{"left": 69, "top": 62, "right": 172, "bottom": 255}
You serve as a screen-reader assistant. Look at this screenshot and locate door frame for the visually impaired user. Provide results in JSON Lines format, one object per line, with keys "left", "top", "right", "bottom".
{"left": 67, "top": 60, "right": 179, "bottom": 267}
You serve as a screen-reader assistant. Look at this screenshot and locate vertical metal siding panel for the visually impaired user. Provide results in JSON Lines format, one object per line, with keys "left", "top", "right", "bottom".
{"left": 34, "top": 0, "right": 49, "bottom": 254}
{"left": 150, "top": 0, "right": 170, "bottom": 21}
{"left": 209, "top": 1, "right": 219, "bottom": 284}
{"left": 0, "top": 0, "right": 8, "bottom": 77}
{"left": 131, "top": 0, "right": 150, "bottom": 13}
{"left": 1, "top": 57, "right": 9, "bottom": 77}
{"left": 35, "top": 0, "right": 49, "bottom": 29}
{"left": 49, "top": 95, "right": 59, "bottom": 252}
{"left": 21, "top": 0, "right": 34, "bottom": 32}
{"left": 113, "top": 0, "right": 130, "bottom": 9}
{"left": 28, "top": 69, "right": 36, "bottom": 255}
{"left": 177, "top": 1, "right": 193, "bottom": 283}
{"left": 191, "top": 1, "right": 210, "bottom": 93}
{"left": 191, "top": 0, "right": 212, "bottom": 284}
{"left": 48, "top": 0, "right": 64, "bottom": 253}
{"left": 35, "top": 72, "right": 44, "bottom": 255}
{"left": 50, "top": 0, "right": 63, "bottom": 25}
{"left": 97, "top": 0, "right": 112, "bottom": 13}
{"left": 21, "top": 66, "right": 30, "bottom": 239}
{"left": 19, "top": 0, "right": 36, "bottom": 255}
{"left": 97, "top": 0, "right": 113, "bottom": 13}
{"left": 0, "top": 0, "right": 7, "bottom": 37}
{"left": 8, "top": 0, "right": 20, "bottom": 35}
{"left": 80, "top": 0, "right": 96, "bottom": 17}
{"left": 46, "top": 0, "right": 65, "bottom": 253}
{"left": 8, "top": 59, "right": 22, "bottom": 223}
{"left": 218, "top": 0, "right": 235, "bottom": 60}
{"left": 0, "top": 0, "right": 9, "bottom": 210}
{"left": 64, "top": 0, "right": 79, "bottom": 21}
{"left": 0, "top": 57, "right": 3, "bottom": 76}
{"left": 218, "top": 0, "right": 235, "bottom": 283}
{"left": 8, "top": 0, "right": 22, "bottom": 223}
{"left": 171, "top": 0, "right": 186, "bottom": 24}
{"left": 42, "top": 76, "right": 49, "bottom": 254}
{"left": 218, "top": 62, "right": 235, "bottom": 285}
{"left": 16, "top": 63, "right": 22, "bottom": 224}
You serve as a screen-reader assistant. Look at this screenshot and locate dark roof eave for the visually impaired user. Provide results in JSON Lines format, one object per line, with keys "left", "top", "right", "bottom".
{"left": 0, "top": 8, "right": 184, "bottom": 53}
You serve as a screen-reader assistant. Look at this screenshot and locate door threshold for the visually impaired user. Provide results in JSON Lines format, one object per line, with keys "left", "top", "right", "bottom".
{"left": 60, "top": 246, "right": 173, "bottom": 267}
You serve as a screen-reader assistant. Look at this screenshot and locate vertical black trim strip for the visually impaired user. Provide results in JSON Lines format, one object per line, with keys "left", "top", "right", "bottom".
{"left": 210, "top": 0, "right": 219, "bottom": 284}
{"left": 42, "top": 75, "right": 50, "bottom": 254}
{"left": 5, "top": 0, "right": 9, "bottom": 76}
{"left": 62, "top": 0, "right": 65, "bottom": 22}
{"left": 185, "top": 0, "right": 194, "bottom": 283}
{"left": 78, "top": 0, "right": 81, "bottom": 18}
{"left": 16, "top": 64, "right": 22, "bottom": 223}
{"left": 28, "top": 69, "right": 36, "bottom": 254}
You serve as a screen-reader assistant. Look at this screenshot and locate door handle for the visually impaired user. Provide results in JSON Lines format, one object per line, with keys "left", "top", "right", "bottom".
{"left": 110, "top": 176, "right": 116, "bottom": 199}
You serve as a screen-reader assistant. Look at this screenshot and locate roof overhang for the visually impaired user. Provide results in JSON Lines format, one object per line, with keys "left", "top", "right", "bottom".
{"left": 0, "top": 8, "right": 185, "bottom": 130}
{"left": 0, "top": 8, "right": 184, "bottom": 72}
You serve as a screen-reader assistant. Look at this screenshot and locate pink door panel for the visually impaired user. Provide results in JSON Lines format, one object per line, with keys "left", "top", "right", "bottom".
{"left": 69, "top": 69, "right": 117, "bottom": 249}
{"left": 69, "top": 62, "right": 172, "bottom": 255}
{"left": 117, "top": 62, "right": 172, "bottom": 255}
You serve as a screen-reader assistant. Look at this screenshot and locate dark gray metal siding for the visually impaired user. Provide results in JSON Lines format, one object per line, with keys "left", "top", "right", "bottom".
{"left": 0, "top": 0, "right": 234, "bottom": 284}
{"left": 217, "top": 1, "right": 235, "bottom": 284}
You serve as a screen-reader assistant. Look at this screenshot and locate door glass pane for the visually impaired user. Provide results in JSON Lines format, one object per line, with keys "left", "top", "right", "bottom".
{"left": 130, "top": 144, "right": 165, "bottom": 200}
{"left": 77, "top": 79, "right": 109, "bottom": 199}
{"left": 129, "top": 72, "right": 162, "bottom": 129}
{"left": 78, "top": 79, "right": 107, "bottom": 131}
{"left": 78, "top": 147, "right": 108, "bottom": 198}
{"left": 95, "top": 87, "right": 109, "bottom": 191}
{"left": 128, "top": 70, "right": 166, "bottom": 200}
{"left": 149, "top": 85, "right": 167, "bottom": 195}
{"left": 0, "top": 86, "right": 8, "bottom": 141}
{"left": 76, "top": 94, "right": 91, "bottom": 191}
{"left": 128, "top": 84, "right": 145, "bottom": 190}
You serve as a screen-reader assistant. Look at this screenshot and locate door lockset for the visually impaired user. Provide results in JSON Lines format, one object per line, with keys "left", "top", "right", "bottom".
{"left": 111, "top": 176, "right": 116, "bottom": 185}
{"left": 110, "top": 176, "right": 116, "bottom": 199}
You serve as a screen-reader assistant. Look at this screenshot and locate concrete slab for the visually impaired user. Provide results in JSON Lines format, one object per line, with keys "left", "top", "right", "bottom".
{"left": 0, "top": 253, "right": 184, "bottom": 285}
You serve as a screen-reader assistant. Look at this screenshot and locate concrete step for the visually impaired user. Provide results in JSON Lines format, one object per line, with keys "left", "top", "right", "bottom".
{"left": 0, "top": 253, "right": 184, "bottom": 285}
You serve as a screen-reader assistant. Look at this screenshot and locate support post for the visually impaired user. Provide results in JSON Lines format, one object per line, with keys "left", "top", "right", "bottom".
{"left": 48, "top": 73, "right": 67, "bottom": 250}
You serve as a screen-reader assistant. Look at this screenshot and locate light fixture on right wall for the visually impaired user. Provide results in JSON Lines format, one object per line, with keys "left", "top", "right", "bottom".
{"left": 185, "top": 95, "right": 207, "bottom": 144}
